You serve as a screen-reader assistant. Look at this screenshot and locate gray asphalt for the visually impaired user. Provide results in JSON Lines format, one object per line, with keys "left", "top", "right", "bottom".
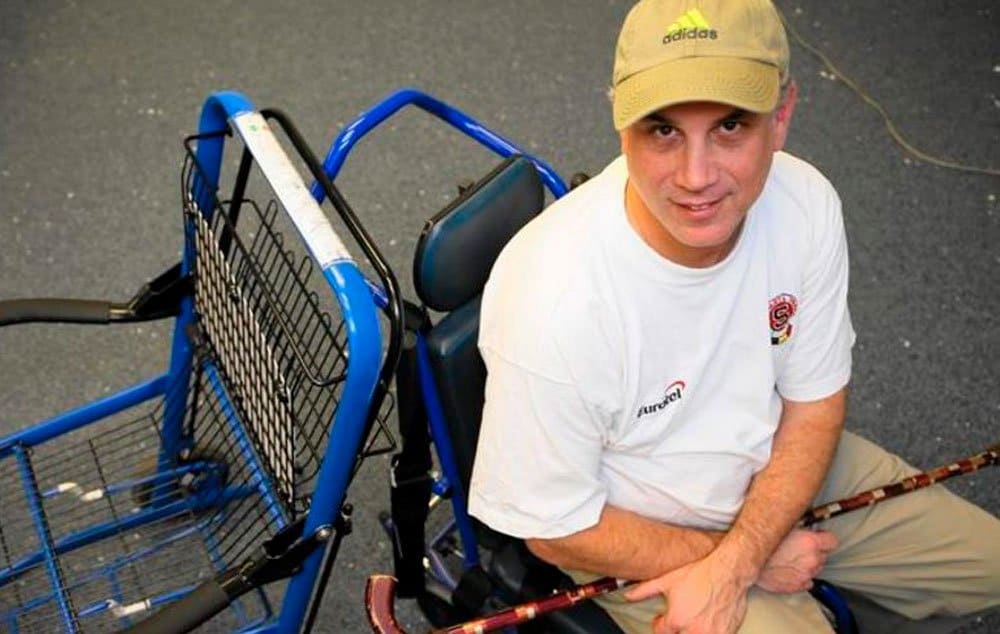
{"left": 1, "top": 1, "right": 997, "bottom": 632}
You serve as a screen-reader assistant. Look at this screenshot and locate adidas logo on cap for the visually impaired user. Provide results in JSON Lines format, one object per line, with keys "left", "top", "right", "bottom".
{"left": 662, "top": 8, "right": 718, "bottom": 44}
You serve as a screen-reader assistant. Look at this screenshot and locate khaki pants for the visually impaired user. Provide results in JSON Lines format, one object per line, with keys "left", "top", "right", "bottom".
{"left": 566, "top": 432, "right": 1000, "bottom": 633}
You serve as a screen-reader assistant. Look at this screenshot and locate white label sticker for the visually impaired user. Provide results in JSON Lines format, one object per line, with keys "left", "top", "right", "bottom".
{"left": 232, "top": 112, "right": 351, "bottom": 268}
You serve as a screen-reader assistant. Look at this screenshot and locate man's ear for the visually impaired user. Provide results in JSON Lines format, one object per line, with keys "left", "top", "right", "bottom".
{"left": 771, "top": 81, "right": 798, "bottom": 151}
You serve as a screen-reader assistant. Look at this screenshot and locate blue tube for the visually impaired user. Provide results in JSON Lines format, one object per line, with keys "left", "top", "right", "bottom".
{"left": 810, "top": 579, "right": 857, "bottom": 634}
{"left": 192, "top": 91, "right": 257, "bottom": 218}
{"left": 236, "top": 623, "right": 279, "bottom": 634}
{"left": 277, "top": 260, "right": 383, "bottom": 632}
{"left": 0, "top": 374, "right": 169, "bottom": 457}
{"left": 311, "top": 87, "right": 567, "bottom": 200}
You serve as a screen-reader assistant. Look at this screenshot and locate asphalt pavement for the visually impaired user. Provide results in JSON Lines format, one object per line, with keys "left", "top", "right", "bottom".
{"left": 1, "top": 1, "right": 997, "bottom": 632}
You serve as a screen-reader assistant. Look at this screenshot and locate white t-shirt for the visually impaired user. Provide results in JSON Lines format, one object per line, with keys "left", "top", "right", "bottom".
{"left": 468, "top": 152, "right": 855, "bottom": 538}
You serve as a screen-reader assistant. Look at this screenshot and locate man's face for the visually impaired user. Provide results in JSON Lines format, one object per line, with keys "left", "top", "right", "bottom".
{"left": 619, "top": 86, "right": 796, "bottom": 267}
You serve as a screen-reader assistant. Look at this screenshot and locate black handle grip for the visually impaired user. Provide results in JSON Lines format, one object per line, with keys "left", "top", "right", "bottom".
{"left": 0, "top": 298, "right": 112, "bottom": 326}
{"left": 122, "top": 579, "right": 230, "bottom": 634}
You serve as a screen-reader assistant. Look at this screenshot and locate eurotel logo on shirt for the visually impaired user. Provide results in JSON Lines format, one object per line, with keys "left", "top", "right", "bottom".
{"left": 638, "top": 380, "right": 686, "bottom": 419}
{"left": 662, "top": 8, "right": 717, "bottom": 44}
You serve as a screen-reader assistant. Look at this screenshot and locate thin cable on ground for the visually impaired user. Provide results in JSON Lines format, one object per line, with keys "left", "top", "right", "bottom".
{"left": 778, "top": 7, "right": 1000, "bottom": 178}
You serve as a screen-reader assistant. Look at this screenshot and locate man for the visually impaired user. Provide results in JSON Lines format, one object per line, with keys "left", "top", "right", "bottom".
{"left": 468, "top": 0, "right": 1000, "bottom": 632}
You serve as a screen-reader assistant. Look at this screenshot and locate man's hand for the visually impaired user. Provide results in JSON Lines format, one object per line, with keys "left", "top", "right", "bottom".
{"left": 621, "top": 528, "right": 839, "bottom": 632}
{"left": 756, "top": 528, "right": 839, "bottom": 593}
{"left": 624, "top": 552, "right": 751, "bottom": 634}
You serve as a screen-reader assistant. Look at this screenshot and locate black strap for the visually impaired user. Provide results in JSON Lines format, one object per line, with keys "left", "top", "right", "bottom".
{"left": 389, "top": 303, "right": 434, "bottom": 597}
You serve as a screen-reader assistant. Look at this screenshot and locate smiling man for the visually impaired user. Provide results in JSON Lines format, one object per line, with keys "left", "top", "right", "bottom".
{"left": 468, "top": 1, "right": 1000, "bottom": 632}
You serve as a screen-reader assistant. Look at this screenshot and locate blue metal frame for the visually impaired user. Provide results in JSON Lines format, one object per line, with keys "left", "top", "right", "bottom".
{"left": 311, "top": 87, "right": 568, "bottom": 197}
{"left": 811, "top": 581, "right": 858, "bottom": 634}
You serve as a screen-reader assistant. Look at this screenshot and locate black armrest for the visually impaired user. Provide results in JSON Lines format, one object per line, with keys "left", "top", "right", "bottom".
{"left": 0, "top": 298, "right": 114, "bottom": 326}
{"left": 0, "top": 262, "right": 189, "bottom": 327}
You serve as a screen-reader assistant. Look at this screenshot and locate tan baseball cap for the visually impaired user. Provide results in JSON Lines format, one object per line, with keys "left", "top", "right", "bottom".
{"left": 612, "top": 0, "right": 790, "bottom": 130}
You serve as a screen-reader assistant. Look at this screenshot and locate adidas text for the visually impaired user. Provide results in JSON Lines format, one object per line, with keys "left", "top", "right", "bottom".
{"left": 663, "top": 29, "right": 717, "bottom": 44}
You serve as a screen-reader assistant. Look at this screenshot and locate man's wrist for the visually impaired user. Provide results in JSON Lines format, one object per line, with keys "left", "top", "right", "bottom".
{"left": 710, "top": 528, "right": 768, "bottom": 588}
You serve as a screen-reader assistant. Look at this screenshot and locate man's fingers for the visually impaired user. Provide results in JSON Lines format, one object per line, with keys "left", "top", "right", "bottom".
{"left": 624, "top": 577, "right": 663, "bottom": 602}
{"left": 652, "top": 613, "right": 672, "bottom": 634}
{"left": 812, "top": 529, "right": 839, "bottom": 552}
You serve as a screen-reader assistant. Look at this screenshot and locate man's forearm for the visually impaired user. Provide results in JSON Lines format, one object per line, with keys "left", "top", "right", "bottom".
{"left": 714, "top": 388, "right": 847, "bottom": 584}
{"left": 528, "top": 388, "right": 846, "bottom": 584}
{"left": 526, "top": 504, "right": 725, "bottom": 580}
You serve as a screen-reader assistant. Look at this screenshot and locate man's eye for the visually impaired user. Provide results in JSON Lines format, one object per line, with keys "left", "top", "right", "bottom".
{"left": 719, "top": 120, "right": 742, "bottom": 133}
{"left": 653, "top": 124, "right": 675, "bottom": 137}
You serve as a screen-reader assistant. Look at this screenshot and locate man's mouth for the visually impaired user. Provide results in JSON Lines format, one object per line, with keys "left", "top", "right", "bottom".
{"left": 674, "top": 198, "right": 722, "bottom": 215}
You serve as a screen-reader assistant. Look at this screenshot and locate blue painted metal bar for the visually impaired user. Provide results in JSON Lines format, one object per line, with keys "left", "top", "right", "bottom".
{"left": 310, "top": 87, "right": 568, "bottom": 199}
{"left": 39, "top": 460, "right": 208, "bottom": 501}
{"left": 0, "top": 374, "right": 169, "bottom": 458}
{"left": 192, "top": 91, "right": 256, "bottom": 220}
{"left": 415, "top": 332, "right": 480, "bottom": 570}
{"left": 277, "top": 261, "right": 383, "bottom": 632}
{"left": 13, "top": 445, "right": 78, "bottom": 633}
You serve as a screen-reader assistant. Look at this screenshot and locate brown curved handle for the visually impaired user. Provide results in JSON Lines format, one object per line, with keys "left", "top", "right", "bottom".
{"left": 366, "top": 575, "right": 408, "bottom": 634}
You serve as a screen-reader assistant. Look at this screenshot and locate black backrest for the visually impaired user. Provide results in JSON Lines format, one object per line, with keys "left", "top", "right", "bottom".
{"left": 414, "top": 156, "right": 544, "bottom": 312}
{"left": 414, "top": 156, "right": 544, "bottom": 495}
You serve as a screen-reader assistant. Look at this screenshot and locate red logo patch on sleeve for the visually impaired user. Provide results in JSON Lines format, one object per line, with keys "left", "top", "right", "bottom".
{"left": 769, "top": 294, "right": 798, "bottom": 345}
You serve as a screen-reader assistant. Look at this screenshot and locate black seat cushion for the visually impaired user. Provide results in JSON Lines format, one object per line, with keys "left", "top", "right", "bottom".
{"left": 424, "top": 297, "right": 485, "bottom": 498}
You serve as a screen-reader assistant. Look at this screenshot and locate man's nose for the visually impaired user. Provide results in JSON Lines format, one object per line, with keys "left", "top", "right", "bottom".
{"left": 675, "top": 141, "right": 717, "bottom": 191}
